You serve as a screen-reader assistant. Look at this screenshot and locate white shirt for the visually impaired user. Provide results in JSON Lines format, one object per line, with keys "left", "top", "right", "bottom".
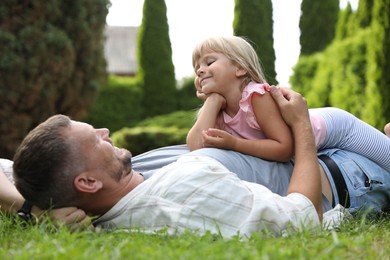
{"left": 95, "top": 156, "right": 320, "bottom": 238}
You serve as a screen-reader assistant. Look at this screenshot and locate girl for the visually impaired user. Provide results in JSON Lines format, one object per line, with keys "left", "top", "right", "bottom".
{"left": 187, "top": 36, "right": 390, "bottom": 171}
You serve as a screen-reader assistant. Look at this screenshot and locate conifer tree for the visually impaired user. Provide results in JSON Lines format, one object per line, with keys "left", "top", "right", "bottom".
{"left": 363, "top": 0, "right": 390, "bottom": 128}
{"left": 335, "top": 3, "right": 353, "bottom": 40}
{"left": 233, "top": 0, "right": 277, "bottom": 85}
{"left": 0, "top": 0, "right": 108, "bottom": 158}
{"left": 299, "top": 0, "right": 339, "bottom": 55}
{"left": 137, "top": 0, "right": 176, "bottom": 118}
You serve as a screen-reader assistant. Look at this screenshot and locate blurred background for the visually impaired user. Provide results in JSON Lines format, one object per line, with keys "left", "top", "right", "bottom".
{"left": 0, "top": 0, "right": 388, "bottom": 159}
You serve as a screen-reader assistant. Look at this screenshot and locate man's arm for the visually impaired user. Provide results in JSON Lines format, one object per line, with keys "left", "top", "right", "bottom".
{"left": 270, "top": 86, "right": 322, "bottom": 221}
{"left": 0, "top": 161, "right": 91, "bottom": 229}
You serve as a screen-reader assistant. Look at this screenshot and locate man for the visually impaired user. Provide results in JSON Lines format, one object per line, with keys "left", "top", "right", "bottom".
{"left": 12, "top": 87, "right": 390, "bottom": 237}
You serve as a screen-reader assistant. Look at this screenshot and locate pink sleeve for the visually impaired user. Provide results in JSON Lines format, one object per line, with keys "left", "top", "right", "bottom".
{"left": 239, "top": 82, "right": 270, "bottom": 129}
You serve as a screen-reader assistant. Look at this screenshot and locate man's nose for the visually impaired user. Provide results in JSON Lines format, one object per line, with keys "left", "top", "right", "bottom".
{"left": 97, "top": 128, "right": 110, "bottom": 138}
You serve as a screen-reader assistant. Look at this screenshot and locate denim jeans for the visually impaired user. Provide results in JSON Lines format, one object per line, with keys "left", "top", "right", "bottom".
{"left": 319, "top": 148, "right": 390, "bottom": 215}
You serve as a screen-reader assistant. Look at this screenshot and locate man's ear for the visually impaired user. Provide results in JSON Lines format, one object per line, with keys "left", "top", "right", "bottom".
{"left": 236, "top": 67, "right": 247, "bottom": 77}
{"left": 74, "top": 173, "right": 103, "bottom": 193}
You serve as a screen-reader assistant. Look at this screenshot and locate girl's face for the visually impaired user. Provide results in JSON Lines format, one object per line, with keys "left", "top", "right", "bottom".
{"left": 194, "top": 52, "right": 246, "bottom": 96}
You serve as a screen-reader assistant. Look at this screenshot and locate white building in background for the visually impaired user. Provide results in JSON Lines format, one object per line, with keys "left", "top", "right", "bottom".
{"left": 104, "top": 26, "right": 138, "bottom": 76}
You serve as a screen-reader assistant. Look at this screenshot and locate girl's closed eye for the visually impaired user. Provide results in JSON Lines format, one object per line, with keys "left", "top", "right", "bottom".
{"left": 207, "top": 61, "right": 214, "bottom": 66}
{"left": 205, "top": 57, "right": 216, "bottom": 66}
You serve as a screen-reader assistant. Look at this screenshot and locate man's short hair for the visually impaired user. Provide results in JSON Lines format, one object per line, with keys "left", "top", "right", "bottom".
{"left": 13, "top": 114, "right": 82, "bottom": 209}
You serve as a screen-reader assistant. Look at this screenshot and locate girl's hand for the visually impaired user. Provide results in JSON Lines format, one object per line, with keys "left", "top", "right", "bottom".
{"left": 196, "top": 90, "right": 208, "bottom": 102}
{"left": 205, "top": 93, "right": 227, "bottom": 110}
{"left": 201, "top": 128, "right": 237, "bottom": 149}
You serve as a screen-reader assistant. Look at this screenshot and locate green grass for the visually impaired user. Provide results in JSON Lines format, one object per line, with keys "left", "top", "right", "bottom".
{"left": 1, "top": 214, "right": 389, "bottom": 259}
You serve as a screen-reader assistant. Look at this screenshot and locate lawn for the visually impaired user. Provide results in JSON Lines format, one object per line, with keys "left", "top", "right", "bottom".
{"left": 1, "top": 213, "right": 389, "bottom": 259}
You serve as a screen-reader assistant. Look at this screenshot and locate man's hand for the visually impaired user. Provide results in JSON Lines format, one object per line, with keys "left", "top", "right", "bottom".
{"left": 270, "top": 85, "right": 322, "bottom": 221}
{"left": 49, "top": 207, "right": 93, "bottom": 232}
{"left": 269, "top": 86, "right": 310, "bottom": 128}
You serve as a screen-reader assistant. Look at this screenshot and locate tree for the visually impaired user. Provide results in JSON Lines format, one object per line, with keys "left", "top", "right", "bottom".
{"left": 299, "top": 0, "right": 339, "bottom": 55}
{"left": 0, "top": 0, "right": 108, "bottom": 159}
{"left": 137, "top": 0, "right": 177, "bottom": 118}
{"left": 233, "top": 0, "right": 277, "bottom": 85}
{"left": 362, "top": 0, "right": 390, "bottom": 128}
{"left": 292, "top": 0, "right": 390, "bottom": 129}
{"left": 335, "top": 3, "right": 353, "bottom": 40}
{"left": 355, "top": 0, "right": 374, "bottom": 28}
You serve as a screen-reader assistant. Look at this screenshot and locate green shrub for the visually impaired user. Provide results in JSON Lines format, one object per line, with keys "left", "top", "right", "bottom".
{"left": 112, "top": 126, "right": 188, "bottom": 156}
{"left": 0, "top": 0, "right": 108, "bottom": 158}
{"left": 176, "top": 76, "right": 203, "bottom": 111}
{"left": 112, "top": 110, "right": 196, "bottom": 155}
{"left": 84, "top": 75, "right": 143, "bottom": 132}
{"left": 291, "top": 29, "right": 368, "bottom": 115}
{"left": 137, "top": 0, "right": 177, "bottom": 117}
{"left": 137, "top": 110, "right": 197, "bottom": 129}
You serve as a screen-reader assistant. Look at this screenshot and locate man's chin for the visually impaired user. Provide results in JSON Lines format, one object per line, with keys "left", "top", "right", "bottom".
{"left": 115, "top": 147, "right": 132, "bottom": 165}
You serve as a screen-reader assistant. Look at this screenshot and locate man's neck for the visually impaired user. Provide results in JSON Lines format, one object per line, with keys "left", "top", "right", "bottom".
{"left": 81, "top": 171, "right": 144, "bottom": 215}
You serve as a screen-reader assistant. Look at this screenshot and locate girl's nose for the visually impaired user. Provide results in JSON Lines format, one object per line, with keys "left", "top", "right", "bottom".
{"left": 196, "top": 66, "right": 205, "bottom": 76}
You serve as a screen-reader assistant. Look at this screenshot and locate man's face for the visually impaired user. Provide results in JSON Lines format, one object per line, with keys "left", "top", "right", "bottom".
{"left": 69, "top": 120, "right": 133, "bottom": 182}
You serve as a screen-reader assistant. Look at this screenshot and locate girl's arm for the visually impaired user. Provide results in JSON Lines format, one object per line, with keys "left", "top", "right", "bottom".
{"left": 0, "top": 166, "right": 92, "bottom": 229}
{"left": 250, "top": 91, "right": 294, "bottom": 161}
{"left": 0, "top": 167, "right": 25, "bottom": 214}
{"left": 202, "top": 92, "right": 294, "bottom": 162}
{"left": 186, "top": 93, "right": 226, "bottom": 151}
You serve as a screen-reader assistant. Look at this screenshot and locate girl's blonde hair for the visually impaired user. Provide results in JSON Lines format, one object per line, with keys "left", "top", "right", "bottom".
{"left": 192, "top": 36, "right": 266, "bottom": 87}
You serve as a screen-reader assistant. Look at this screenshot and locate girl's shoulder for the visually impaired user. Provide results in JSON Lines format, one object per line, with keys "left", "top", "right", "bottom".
{"left": 242, "top": 82, "right": 270, "bottom": 98}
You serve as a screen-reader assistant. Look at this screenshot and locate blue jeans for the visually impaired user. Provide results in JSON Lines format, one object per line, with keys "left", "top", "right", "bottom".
{"left": 132, "top": 145, "right": 390, "bottom": 215}
{"left": 319, "top": 149, "right": 390, "bottom": 215}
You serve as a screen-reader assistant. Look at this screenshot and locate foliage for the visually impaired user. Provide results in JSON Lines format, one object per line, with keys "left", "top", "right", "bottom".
{"left": 136, "top": 0, "right": 177, "bottom": 118}
{"left": 299, "top": 0, "right": 339, "bottom": 55}
{"left": 355, "top": 0, "right": 374, "bottom": 28}
{"left": 233, "top": 0, "right": 277, "bottom": 85}
{"left": 176, "top": 77, "right": 203, "bottom": 111}
{"left": 112, "top": 110, "right": 196, "bottom": 155}
{"left": 292, "top": 0, "right": 389, "bottom": 129}
{"left": 329, "top": 33, "right": 367, "bottom": 117}
{"left": 136, "top": 110, "right": 197, "bottom": 129}
{"left": 290, "top": 54, "right": 321, "bottom": 97}
{"left": 1, "top": 213, "right": 389, "bottom": 259}
{"left": 83, "top": 75, "right": 143, "bottom": 132}
{"left": 112, "top": 126, "right": 188, "bottom": 156}
{"left": 0, "top": 0, "right": 108, "bottom": 159}
{"left": 292, "top": 31, "right": 368, "bottom": 114}
{"left": 335, "top": 3, "right": 353, "bottom": 40}
{"left": 84, "top": 75, "right": 201, "bottom": 134}
{"left": 362, "top": 0, "right": 390, "bottom": 128}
